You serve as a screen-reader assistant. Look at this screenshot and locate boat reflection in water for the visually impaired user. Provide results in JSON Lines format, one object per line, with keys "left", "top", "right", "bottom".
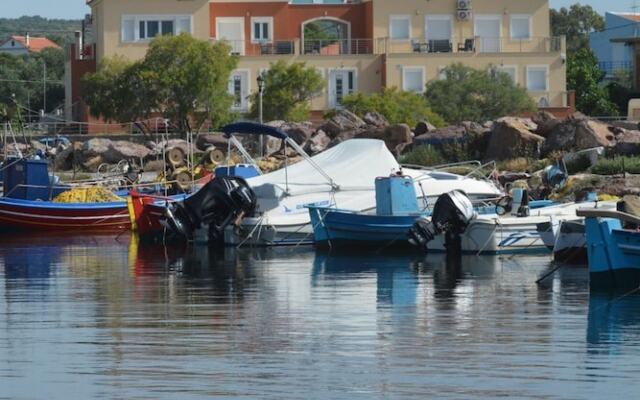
{"left": 3, "top": 234, "right": 640, "bottom": 399}
{"left": 587, "top": 292, "right": 640, "bottom": 353}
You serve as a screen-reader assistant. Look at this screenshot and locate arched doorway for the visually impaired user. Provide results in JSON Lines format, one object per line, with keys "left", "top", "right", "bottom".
{"left": 301, "top": 17, "right": 350, "bottom": 55}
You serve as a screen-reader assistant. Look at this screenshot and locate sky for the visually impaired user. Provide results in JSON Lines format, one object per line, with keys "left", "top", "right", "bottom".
{"left": 0, "top": 0, "right": 630, "bottom": 20}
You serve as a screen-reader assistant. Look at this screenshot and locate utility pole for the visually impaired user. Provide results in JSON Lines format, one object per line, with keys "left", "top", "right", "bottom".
{"left": 42, "top": 60, "right": 47, "bottom": 114}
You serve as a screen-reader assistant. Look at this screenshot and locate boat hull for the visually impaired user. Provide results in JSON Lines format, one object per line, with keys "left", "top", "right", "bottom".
{"left": 308, "top": 206, "right": 422, "bottom": 248}
{"left": 0, "top": 197, "right": 130, "bottom": 232}
{"left": 584, "top": 217, "right": 640, "bottom": 290}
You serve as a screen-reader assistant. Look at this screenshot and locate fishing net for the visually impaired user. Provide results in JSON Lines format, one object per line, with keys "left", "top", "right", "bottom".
{"left": 53, "top": 187, "right": 122, "bottom": 203}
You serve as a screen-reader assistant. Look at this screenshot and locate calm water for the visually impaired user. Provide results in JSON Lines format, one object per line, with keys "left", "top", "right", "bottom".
{"left": 0, "top": 234, "right": 639, "bottom": 399}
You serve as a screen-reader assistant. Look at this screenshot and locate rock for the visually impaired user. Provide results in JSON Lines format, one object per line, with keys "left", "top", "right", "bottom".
{"left": 611, "top": 120, "right": 640, "bottom": 131}
{"left": 496, "top": 116, "right": 537, "bottom": 132}
{"left": 460, "top": 121, "right": 488, "bottom": 135}
{"left": 414, "top": 121, "right": 436, "bottom": 136}
{"left": 82, "top": 155, "right": 104, "bottom": 171}
{"left": 264, "top": 135, "right": 282, "bottom": 155}
{"left": 54, "top": 142, "right": 81, "bottom": 170}
{"left": 81, "top": 138, "right": 112, "bottom": 159}
{"left": 284, "top": 123, "right": 315, "bottom": 146}
{"left": 196, "top": 133, "right": 228, "bottom": 151}
{"left": 321, "top": 110, "right": 366, "bottom": 138}
{"left": 305, "top": 130, "right": 331, "bottom": 154}
{"left": 327, "top": 129, "right": 360, "bottom": 148}
{"left": 363, "top": 112, "right": 388, "bottom": 127}
{"left": 615, "top": 129, "right": 640, "bottom": 155}
{"left": 486, "top": 118, "right": 545, "bottom": 160}
{"left": 385, "top": 124, "right": 413, "bottom": 147}
{"left": 414, "top": 125, "right": 467, "bottom": 146}
{"left": 531, "top": 111, "right": 559, "bottom": 137}
{"left": 482, "top": 121, "right": 495, "bottom": 130}
{"left": 542, "top": 116, "right": 615, "bottom": 155}
{"left": 102, "top": 140, "right": 152, "bottom": 164}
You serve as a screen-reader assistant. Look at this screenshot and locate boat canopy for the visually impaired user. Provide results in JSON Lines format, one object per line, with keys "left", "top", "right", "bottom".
{"left": 221, "top": 122, "right": 289, "bottom": 140}
{"left": 247, "top": 139, "right": 400, "bottom": 198}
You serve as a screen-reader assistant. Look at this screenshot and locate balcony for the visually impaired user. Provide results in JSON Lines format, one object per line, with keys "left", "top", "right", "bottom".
{"left": 210, "top": 36, "right": 564, "bottom": 57}
{"left": 384, "top": 36, "right": 564, "bottom": 54}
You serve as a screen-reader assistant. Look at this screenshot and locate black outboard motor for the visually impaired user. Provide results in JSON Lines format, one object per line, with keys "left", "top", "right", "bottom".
{"left": 164, "top": 176, "right": 257, "bottom": 243}
{"left": 408, "top": 190, "right": 475, "bottom": 252}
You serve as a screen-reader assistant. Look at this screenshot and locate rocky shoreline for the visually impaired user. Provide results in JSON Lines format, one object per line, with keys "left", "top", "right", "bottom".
{"left": 3, "top": 110, "right": 639, "bottom": 199}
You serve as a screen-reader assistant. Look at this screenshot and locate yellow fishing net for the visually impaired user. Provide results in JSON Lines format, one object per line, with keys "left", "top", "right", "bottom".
{"left": 53, "top": 187, "right": 122, "bottom": 203}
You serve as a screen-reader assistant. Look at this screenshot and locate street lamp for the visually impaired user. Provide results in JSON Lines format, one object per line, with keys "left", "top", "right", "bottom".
{"left": 257, "top": 74, "right": 265, "bottom": 156}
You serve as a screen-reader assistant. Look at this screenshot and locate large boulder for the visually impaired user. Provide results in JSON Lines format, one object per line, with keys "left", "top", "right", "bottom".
{"left": 485, "top": 117, "right": 545, "bottom": 160}
{"left": 460, "top": 121, "right": 489, "bottom": 135}
{"left": 284, "top": 123, "right": 315, "bottom": 146}
{"left": 103, "top": 140, "right": 152, "bottom": 164}
{"left": 321, "top": 110, "right": 366, "bottom": 138}
{"left": 531, "top": 111, "right": 559, "bottom": 137}
{"left": 304, "top": 130, "right": 331, "bottom": 154}
{"left": 615, "top": 129, "right": 640, "bottom": 155}
{"left": 542, "top": 115, "right": 615, "bottom": 155}
{"left": 54, "top": 142, "right": 81, "bottom": 170}
{"left": 414, "top": 121, "right": 436, "bottom": 136}
{"left": 81, "top": 138, "right": 112, "bottom": 160}
{"left": 363, "top": 111, "right": 388, "bottom": 127}
{"left": 414, "top": 125, "right": 467, "bottom": 147}
{"left": 356, "top": 123, "right": 412, "bottom": 153}
{"left": 327, "top": 129, "right": 360, "bottom": 148}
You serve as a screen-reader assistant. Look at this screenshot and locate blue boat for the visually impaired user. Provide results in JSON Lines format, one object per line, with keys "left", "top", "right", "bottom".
{"left": 577, "top": 208, "right": 640, "bottom": 290}
{"left": 308, "top": 174, "right": 427, "bottom": 248}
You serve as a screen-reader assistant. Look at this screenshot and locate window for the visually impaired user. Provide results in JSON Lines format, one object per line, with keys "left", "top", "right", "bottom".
{"left": 402, "top": 67, "right": 425, "bottom": 93}
{"left": 251, "top": 17, "right": 273, "bottom": 43}
{"left": 526, "top": 66, "right": 548, "bottom": 92}
{"left": 390, "top": 15, "right": 411, "bottom": 40}
{"left": 425, "top": 15, "right": 452, "bottom": 41}
{"left": 216, "top": 17, "right": 245, "bottom": 55}
{"left": 495, "top": 65, "right": 517, "bottom": 84}
{"left": 510, "top": 15, "right": 531, "bottom": 40}
{"left": 228, "top": 70, "right": 250, "bottom": 111}
{"left": 121, "top": 15, "right": 191, "bottom": 42}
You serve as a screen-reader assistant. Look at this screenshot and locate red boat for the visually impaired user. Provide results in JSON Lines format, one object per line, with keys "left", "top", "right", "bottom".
{"left": 0, "top": 197, "right": 131, "bottom": 232}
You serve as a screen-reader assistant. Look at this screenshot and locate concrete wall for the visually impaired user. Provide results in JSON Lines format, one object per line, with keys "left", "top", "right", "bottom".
{"left": 90, "top": 0, "right": 210, "bottom": 63}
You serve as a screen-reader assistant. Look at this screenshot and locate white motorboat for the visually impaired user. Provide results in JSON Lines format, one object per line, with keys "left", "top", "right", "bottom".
{"left": 536, "top": 201, "right": 618, "bottom": 264}
{"left": 409, "top": 190, "right": 618, "bottom": 255}
{"left": 221, "top": 123, "right": 503, "bottom": 247}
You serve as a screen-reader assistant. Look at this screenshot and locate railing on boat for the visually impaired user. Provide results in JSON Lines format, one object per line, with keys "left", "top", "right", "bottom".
{"left": 577, "top": 209, "right": 640, "bottom": 225}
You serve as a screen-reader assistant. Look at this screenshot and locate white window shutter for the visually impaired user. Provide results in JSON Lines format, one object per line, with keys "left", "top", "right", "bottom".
{"left": 122, "top": 17, "right": 135, "bottom": 42}
{"left": 176, "top": 17, "right": 191, "bottom": 34}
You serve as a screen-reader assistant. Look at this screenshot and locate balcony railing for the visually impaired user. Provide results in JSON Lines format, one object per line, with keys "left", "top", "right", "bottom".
{"left": 385, "top": 36, "right": 564, "bottom": 54}
{"left": 211, "top": 36, "right": 564, "bottom": 57}
{"left": 302, "top": 39, "right": 374, "bottom": 55}
{"left": 211, "top": 39, "right": 296, "bottom": 56}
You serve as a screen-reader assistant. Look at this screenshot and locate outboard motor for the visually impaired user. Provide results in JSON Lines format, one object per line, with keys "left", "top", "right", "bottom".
{"left": 163, "top": 176, "right": 257, "bottom": 243}
{"left": 542, "top": 164, "right": 567, "bottom": 190}
{"left": 408, "top": 190, "right": 476, "bottom": 252}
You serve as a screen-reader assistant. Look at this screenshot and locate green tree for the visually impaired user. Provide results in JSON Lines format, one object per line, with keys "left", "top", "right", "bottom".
{"left": 340, "top": 87, "right": 445, "bottom": 127}
{"left": 0, "top": 47, "right": 66, "bottom": 116}
{"left": 567, "top": 48, "right": 619, "bottom": 116}
{"left": 550, "top": 5, "right": 604, "bottom": 52}
{"left": 424, "top": 63, "right": 535, "bottom": 124}
{"left": 249, "top": 60, "right": 324, "bottom": 122}
{"left": 83, "top": 34, "right": 238, "bottom": 133}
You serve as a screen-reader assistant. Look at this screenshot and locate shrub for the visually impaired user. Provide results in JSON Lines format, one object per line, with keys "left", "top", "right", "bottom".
{"left": 497, "top": 158, "right": 549, "bottom": 173}
{"left": 340, "top": 87, "right": 445, "bottom": 127}
{"left": 400, "top": 145, "right": 444, "bottom": 167}
{"left": 591, "top": 156, "right": 640, "bottom": 175}
{"left": 564, "top": 154, "right": 592, "bottom": 174}
{"left": 424, "top": 63, "right": 535, "bottom": 124}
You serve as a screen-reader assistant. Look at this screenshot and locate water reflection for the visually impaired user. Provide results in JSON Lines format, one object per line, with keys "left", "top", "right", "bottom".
{"left": 0, "top": 234, "right": 639, "bottom": 398}
{"left": 587, "top": 293, "right": 640, "bottom": 352}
